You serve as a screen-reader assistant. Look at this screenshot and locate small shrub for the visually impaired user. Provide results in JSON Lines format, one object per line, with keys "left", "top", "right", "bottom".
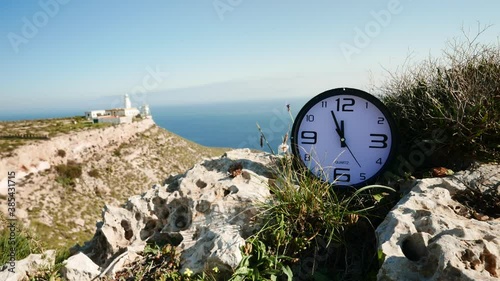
{"left": 55, "top": 161, "right": 82, "bottom": 187}
{"left": 88, "top": 168, "right": 100, "bottom": 178}
{"left": 56, "top": 149, "right": 66, "bottom": 157}
{"left": 380, "top": 29, "right": 500, "bottom": 168}
{"left": 55, "top": 161, "right": 82, "bottom": 179}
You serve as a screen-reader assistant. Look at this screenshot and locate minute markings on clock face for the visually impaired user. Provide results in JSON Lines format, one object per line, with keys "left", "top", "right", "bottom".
{"left": 291, "top": 90, "right": 395, "bottom": 187}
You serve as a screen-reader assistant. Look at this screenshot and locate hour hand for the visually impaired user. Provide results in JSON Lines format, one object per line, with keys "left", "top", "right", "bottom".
{"left": 330, "top": 111, "right": 346, "bottom": 147}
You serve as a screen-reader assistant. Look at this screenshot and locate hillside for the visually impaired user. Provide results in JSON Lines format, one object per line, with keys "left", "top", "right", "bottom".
{"left": 0, "top": 118, "right": 226, "bottom": 249}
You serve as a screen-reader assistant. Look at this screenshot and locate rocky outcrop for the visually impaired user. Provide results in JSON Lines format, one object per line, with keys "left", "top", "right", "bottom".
{"left": 0, "top": 250, "right": 55, "bottom": 281}
{"left": 72, "top": 149, "right": 273, "bottom": 277}
{"left": 376, "top": 164, "right": 499, "bottom": 281}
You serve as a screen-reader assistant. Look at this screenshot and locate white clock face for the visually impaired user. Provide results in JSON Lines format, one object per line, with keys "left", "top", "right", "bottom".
{"left": 291, "top": 88, "right": 396, "bottom": 187}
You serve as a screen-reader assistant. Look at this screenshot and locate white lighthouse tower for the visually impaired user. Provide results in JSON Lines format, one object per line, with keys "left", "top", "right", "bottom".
{"left": 140, "top": 104, "right": 151, "bottom": 118}
{"left": 124, "top": 94, "right": 132, "bottom": 109}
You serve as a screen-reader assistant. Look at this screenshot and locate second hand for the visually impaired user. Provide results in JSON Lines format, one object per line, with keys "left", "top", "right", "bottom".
{"left": 345, "top": 142, "right": 361, "bottom": 168}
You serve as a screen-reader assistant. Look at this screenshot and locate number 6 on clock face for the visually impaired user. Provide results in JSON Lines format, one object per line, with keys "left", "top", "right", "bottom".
{"left": 290, "top": 88, "right": 398, "bottom": 188}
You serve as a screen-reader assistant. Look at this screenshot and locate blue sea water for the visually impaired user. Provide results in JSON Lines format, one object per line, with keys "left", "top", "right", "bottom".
{"left": 151, "top": 98, "right": 306, "bottom": 151}
{"left": 0, "top": 98, "right": 307, "bottom": 152}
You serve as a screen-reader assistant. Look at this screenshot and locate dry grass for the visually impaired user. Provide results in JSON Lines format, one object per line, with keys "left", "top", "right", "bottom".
{"left": 380, "top": 27, "right": 500, "bottom": 168}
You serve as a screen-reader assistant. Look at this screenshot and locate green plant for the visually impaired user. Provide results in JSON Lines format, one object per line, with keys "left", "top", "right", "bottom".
{"left": 0, "top": 213, "right": 43, "bottom": 265}
{"left": 380, "top": 27, "right": 500, "bottom": 168}
{"left": 54, "top": 160, "right": 82, "bottom": 187}
{"left": 231, "top": 239, "right": 293, "bottom": 281}
{"left": 54, "top": 247, "right": 71, "bottom": 264}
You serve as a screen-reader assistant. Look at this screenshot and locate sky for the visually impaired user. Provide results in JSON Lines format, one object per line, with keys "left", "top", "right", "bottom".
{"left": 0, "top": 0, "right": 499, "bottom": 115}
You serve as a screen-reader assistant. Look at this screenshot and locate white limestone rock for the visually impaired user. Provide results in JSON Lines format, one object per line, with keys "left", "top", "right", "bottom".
{"left": 78, "top": 149, "right": 273, "bottom": 276}
{"left": 61, "top": 252, "right": 101, "bottom": 281}
{"left": 376, "top": 164, "right": 500, "bottom": 281}
{"left": 0, "top": 250, "right": 55, "bottom": 281}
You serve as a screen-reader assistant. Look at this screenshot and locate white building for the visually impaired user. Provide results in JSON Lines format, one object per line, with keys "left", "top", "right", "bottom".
{"left": 85, "top": 94, "right": 142, "bottom": 124}
{"left": 95, "top": 116, "right": 132, "bottom": 124}
{"left": 85, "top": 110, "right": 107, "bottom": 120}
{"left": 103, "top": 108, "right": 140, "bottom": 119}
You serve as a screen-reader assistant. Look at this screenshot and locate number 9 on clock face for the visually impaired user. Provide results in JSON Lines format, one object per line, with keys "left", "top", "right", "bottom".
{"left": 290, "top": 88, "right": 398, "bottom": 187}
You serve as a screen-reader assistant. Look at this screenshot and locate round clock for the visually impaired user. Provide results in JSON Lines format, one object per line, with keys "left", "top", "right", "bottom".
{"left": 291, "top": 88, "right": 398, "bottom": 188}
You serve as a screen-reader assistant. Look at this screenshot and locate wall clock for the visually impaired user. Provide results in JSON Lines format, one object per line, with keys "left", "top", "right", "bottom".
{"left": 290, "top": 88, "right": 398, "bottom": 187}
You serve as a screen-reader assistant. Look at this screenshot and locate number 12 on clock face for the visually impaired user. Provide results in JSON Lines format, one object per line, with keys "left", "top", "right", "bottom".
{"left": 291, "top": 88, "right": 397, "bottom": 187}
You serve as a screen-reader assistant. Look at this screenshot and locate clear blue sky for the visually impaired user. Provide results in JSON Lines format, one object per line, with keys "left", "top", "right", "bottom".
{"left": 0, "top": 0, "right": 499, "bottom": 114}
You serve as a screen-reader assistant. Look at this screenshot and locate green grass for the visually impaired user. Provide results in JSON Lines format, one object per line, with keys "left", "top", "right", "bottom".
{"left": 0, "top": 213, "right": 43, "bottom": 265}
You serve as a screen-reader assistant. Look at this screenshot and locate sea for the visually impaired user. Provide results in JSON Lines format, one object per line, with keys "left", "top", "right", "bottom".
{"left": 0, "top": 98, "right": 308, "bottom": 153}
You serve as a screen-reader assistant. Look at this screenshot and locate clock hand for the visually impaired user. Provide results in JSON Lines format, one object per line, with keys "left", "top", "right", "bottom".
{"left": 331, "top": 111, "right": 361, "bottom": 168}
{"left": 330, "top": 111, "right": 346, "bottom": 147}
{"left": 345, "top": 143, "right": 362, "bottom": 168}
{"left": 342, "top": 121, "right": 362, "bottom": 168}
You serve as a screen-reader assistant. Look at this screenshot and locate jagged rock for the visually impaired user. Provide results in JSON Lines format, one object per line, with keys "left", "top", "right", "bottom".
{"left": 78, "top": 149, "right": 273, "bottom": 276}
{"left": 0, "top": 250, "right": 55, "bottom": 281}
{"left": 61, "top": 252, "right": 101, "bottom": 281}
{"left": 377, "top": 164, "right": 500, "bottom": 281}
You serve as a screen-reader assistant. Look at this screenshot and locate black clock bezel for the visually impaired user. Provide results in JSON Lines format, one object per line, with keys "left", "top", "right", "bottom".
{"left": 290, "top": 87, "right": 398, "bottom": 188}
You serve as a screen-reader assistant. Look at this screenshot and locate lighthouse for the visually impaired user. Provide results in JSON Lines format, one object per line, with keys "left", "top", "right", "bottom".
{"left": 140, "top": 104, "right": 151, "bottom": 118}
{"left": 124, "top": 94, "right": 132, "bottom": 109}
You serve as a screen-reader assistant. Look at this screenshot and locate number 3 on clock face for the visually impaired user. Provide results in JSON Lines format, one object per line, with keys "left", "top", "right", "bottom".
{"left": 290, "top": 88, "right": 398, "bottom": 188}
